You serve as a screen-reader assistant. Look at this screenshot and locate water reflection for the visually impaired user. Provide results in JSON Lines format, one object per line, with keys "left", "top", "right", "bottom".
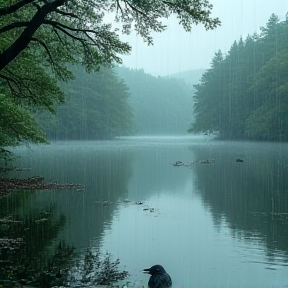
{"left": 9, "top": 141, "right": 134, "bottom": 250}
{"left": 0, "top": 190, "right": 68, "bottom": 284}
{"left": 191, "top": 141, "right": 288, "bottom": 261}
{"left": 1, "top": 137, "right": 288, "bottom": 288}
{"left": 98, "top": 137, "right": 288, "bottom": 287}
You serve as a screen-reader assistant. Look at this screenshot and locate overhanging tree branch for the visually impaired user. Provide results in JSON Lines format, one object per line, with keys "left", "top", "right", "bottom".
{"left": 0, "top": 73, "right": 19, "bottom": 88}
{"left": 55, "top": 8, "right": 79, "bottom": 19}
{"left": 0, "top": 0, "right": 221, "bottom": 146}
{"left": 0, "top": 0, "right": 220, "bottom": 72}
{"left": 43, "top": 19, "right": 96, "bottom": 34}
{"left": 1, "top": 68, "right": 57, "bottom": 108}
{"left": 47, "top": 23, "right": 87, "bottom": 43}
{"left": 31, "top": 37, "right": 55, "bottom": 67}
{"left": 51, "top": 27, "right": 65, "bottom": 44}
{"left": 0, "top": 0, "right": 34, "bottom": 16}
{"left": 0, "top": 0, "right": 66, "bottom": 71}
{"left": 43, "top": 19, "right": 102, "bottom": 47}
{"left": 0, "top": 73, "right": 23, "bottom": 99}
{"left": 115, "top": 0, "right": 124, "bottom": 15}
{"left": 0, "top": 22, "right": 29, "bottom": 34}
{"left": 124, "top": 0, "right": 147, "bottom": 17}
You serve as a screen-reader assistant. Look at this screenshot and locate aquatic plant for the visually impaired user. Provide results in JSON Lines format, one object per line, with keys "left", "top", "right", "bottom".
{"left": 0, "top": 237, "right": 128, "bottom": 287}
{"left": 67, "top": 248, "right": 129, "bottom": 287}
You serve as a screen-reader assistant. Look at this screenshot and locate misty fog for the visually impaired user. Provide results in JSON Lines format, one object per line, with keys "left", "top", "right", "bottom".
{"left": 1, "top": 1, "right": 288, "bottom": 288}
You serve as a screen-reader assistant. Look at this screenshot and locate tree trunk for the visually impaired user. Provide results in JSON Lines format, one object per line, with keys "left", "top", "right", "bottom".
{"left": 0, "top": 0, "right": 65, "bottom": 71}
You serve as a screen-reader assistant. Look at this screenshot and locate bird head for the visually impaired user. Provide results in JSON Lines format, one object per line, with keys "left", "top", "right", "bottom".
{"left": 143, "top": 264, "right": 166, "bottom": 275}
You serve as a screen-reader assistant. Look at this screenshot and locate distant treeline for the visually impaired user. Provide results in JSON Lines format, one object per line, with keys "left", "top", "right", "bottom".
{"left": 117, "top": 67, "right": 193, "bottom": 135}
{"left": 190, "top": 13, "right": 288, "bottom": 141}
{"left": 37, "top": 66, "right": 194, "bottom": 140}
{"left": 36, "top": 67, "right": 134, "bottom": 140}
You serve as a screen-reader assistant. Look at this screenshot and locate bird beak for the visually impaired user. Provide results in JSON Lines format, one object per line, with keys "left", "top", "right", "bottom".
{"left": 143, "top": 268, "right": 150, "bottom": 274}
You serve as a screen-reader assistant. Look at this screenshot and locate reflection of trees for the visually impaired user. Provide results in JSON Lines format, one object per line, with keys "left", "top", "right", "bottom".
{"left": 192, "top": 143, "right": 288, "bottom": 261}
{"left": 0, "top": 145, "right": 133, "bottom": 286}
{"left": 0, "top": 187, "right": 130, "bottom": 287}
{"left": 0, "top": 190, "right": 69, "bottom": 284}
{"left": 127, "top": 145, "right": 194, "bottom": 200}
{"left": 12, "top": 146, "right": 133, "bottom": 249}
{"left": 53, "top": 150, "right": 133, "bottom": 250}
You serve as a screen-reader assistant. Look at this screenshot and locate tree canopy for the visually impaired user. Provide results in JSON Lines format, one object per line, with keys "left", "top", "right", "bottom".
{"left": 36, "top": 66, "right": 134, "bottom": 140}
{"left": 190, "top": 14, "right": 288, "bottom": 141}
{"left": 117, "top": 67, "right": 193, "bottom": 135}
{"left": 0, "top": 0, "right": 220, "bottom": 147}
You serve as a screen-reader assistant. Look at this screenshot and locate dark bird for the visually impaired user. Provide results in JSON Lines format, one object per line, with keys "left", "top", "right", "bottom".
{"left": 236, "top": 158, "right": 244, "bottom": 163}
{"left": 143, "top": 264, "right": 172, "bottom": 288}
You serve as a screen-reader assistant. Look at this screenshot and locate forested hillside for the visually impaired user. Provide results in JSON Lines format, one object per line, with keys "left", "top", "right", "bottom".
{"left": 117, "top": 67, "right": 193, "bottom": 135}
{"left": 1, "top": 0, "right": 219, "bottom": 151}
{"left": 36, "top": 67, "right": 134, "bottom": 140}
{"left": 37, "top": 65, "right": 196, "bottom": 140}
{"left": 169, "top": 69, "right": 205, "bottom": 88}
{"left": 190, "top": 14, "right": 288, "bottom": 141}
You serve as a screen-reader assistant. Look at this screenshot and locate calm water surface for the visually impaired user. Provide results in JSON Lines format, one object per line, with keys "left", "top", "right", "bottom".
{"left": 3, "top": 135, "right": 288, "bottom": 287}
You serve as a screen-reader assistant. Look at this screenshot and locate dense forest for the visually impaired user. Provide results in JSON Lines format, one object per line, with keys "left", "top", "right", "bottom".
{"left": 169, "top": 69, "right": 205, "bottom": 88}
{"left": 190, "top": 14, "right": 288, "bottom": 141}
{"left": 0, "top": 0, "right": 220, "bottom": 153}
{"left": 36, "top": 66, "right": 194, "bottom": 139}
{"left": 117, "top": 67, "right": 193, "bottom": 135}
{"left": 36, "top": 67, "right": 134, "bottom": 140}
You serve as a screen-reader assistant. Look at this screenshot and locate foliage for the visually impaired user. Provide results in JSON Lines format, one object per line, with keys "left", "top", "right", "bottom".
{"left": 0, "top": 206, "right": 68, "bottom": 288}
{"left": 0, "top": 0, "right": 220, "bottom": 70}
{"left": 36, "top": 66, "right": 134, "bottom": 139}
{"left": 0, "top": 0, "right": 220, "bottom": 94}
{"left": 245, "top": 104, "right": 277, "bottom": 139}
{"left": 0, "top": 207, "right": 128, "bottom": 287}
{"left": 169, "top": 69, "right": 205, "bottom": 88}
{"left": 67, "top": 248, "right": 129, "bottom": 287}
{"left": 190, "top": 14, "right": 288, "bottom": 141}
{"left": 0, "top": 147, "right": 16, "bottom": 167}
{"left": 0, "top": 0, "right": 220, "bottom": 147}
{"left": 0, "top": 93, "right": 46, "bottom": 147}
{"left": 117, "top": 67, "right": 193, "bottom": 134}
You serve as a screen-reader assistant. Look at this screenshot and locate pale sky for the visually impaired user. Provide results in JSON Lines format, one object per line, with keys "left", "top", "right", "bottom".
{"left": 118, "top": 0, "right": 288, "bottom": 76}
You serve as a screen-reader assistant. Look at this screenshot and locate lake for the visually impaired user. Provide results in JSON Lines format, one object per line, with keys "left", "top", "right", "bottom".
{"left": 2, "top": 135, "right": 288, "bottom": 288}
